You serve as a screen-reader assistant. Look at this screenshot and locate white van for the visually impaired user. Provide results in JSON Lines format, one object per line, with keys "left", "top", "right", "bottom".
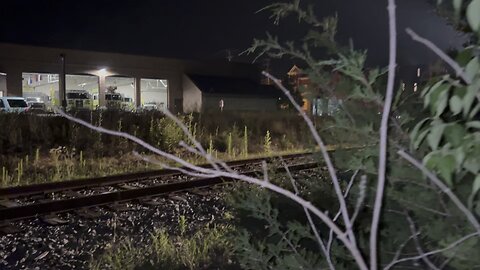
{"left": 0, "top": 97, "right": 29, "bottom": 113}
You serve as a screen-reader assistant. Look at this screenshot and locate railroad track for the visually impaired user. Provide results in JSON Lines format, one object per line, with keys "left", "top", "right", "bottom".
{"left": 0, "top": 152, "right": 319, "bottom": 228}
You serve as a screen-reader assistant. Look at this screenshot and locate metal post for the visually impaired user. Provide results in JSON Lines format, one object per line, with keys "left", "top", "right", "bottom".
{"left": 59, "top": 54, "right": 67, "bottom": 109}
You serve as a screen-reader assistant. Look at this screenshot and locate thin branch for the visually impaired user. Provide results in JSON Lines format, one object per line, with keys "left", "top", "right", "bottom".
{"left": 326, "top": 170, "right": 359, "bottom": 260}
{"left": 350, "top": 175, "right": 367, "bottom": 226}
{"left": 163, "top": 109, "right": 233, "bottom": 173}
{"left": 281, "top": 157, "right": 335, "bottom": 270}
{"left": 405, "top": 213, "right": 440, "bottom": 270}
{"left": 370, "top": 0, "right": 397, "bottom": 269}
{"left": 383, "top": 232, "right": 480, "bottom": 270}
{"left": 263, "top": 71, "right": 359, "bottom": 251}
{"left": 55, "top": 108, "right": 369, "bottom": 270}
{"left": 405, "top": 28, "right": 472, "bottom": 85}
{"left": 397, "top": 150, "right": 480, "bottom": 235}
{"left": 385, "top": 232, "right": 419, "bottom": 269}
{"left": 54, "top": 108, "right": 215, "bottom": 176}
{"left": 133, "top": 152, "right": 220, "bottom": 179}
{"left": 262, "top": 160, "right": 269, "bottom": 182}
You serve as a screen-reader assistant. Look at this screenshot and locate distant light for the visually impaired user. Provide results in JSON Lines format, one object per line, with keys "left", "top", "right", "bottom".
{"left": 413, "top": 83, "right": 418, "bottom": 92}
{"left": 417, "top": 68, "right": 421, "bottom": 78}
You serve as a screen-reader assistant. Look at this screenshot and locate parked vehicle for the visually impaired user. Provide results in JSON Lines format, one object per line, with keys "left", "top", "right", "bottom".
{"left": 93, "top": 92, "right": 127, "bottom": 110}
{"left": 25, "top": 97, "right": 47, "bottom": 112}
{"left": 122, "top": 97, "right": 135, "bottom": 111}
{"left": 52, "top": 90, "right": 92, "bottom": 110}
{"left": 0, "top": 97, "right": 29, "bottom": 113}
{"left": 55, "top": 90, "right": 92, "bottom": 110}
{"left": 142, "top": 102, "right": 158, "bottom": 111}
{"left": 105, "top": 92, "right": 124, "bottom": 110}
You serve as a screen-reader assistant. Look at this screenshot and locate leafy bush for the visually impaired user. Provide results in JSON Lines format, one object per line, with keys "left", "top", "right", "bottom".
{"left": 230, "top": 0, "right": 480, "bottom": 269}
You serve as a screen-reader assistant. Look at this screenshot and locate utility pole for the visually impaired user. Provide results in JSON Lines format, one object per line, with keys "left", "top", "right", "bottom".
{"left": 59, "top": 54, "right": 67, "bottom": 110}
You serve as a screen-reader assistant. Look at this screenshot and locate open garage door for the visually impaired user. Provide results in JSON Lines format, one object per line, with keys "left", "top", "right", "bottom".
{"left": 106, "top": 76, "right": 135, "bottom": 111}
{"left": 140, "top": 79, "right": 168, "bottom": 111}
{"left": 22, "top": 72, "right": 59, "bottom": 111}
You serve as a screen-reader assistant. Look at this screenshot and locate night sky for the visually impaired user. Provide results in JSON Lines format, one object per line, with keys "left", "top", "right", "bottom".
{"left": 0, "top": 0, "right": 466, "bottom": 73}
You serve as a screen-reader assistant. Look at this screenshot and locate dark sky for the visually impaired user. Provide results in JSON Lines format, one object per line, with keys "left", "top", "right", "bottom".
{"left": 0, "top": 0, "right": 466, "bottom": 73}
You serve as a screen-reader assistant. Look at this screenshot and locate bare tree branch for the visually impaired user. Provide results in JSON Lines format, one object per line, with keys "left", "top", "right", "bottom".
{"left": 350, "top": 175, "right": 367, "bottom": 226}
{"left": 326, "top": 170, "right": 359, "bottom": 260}
{"left": 55, "top": 107, "right": 368, "bottom": 270}
{"left": 263, "top": 71, "right": 359, "bottom": 251}
{"left": 280, "top": 157, "right": 335, "bottom": 270}
{"left": 405, "top": 28, "right": 472, "bottom": 85}
{"left": 370, "top": 0, "right": 397, "bottom": 268}
{"left": 163, "top": 109, "right": 234, "bottom": 173}
{"left": 405, "top": 213, "right": 440, "bottom": 270}
{"left": 384, "top": 232, "right": 419, "bottom": 270}
{"left": 397, "top": 150, "right": 480, "bottom": 235}
{"left": 383, "top": 232, "right": 480, "bottom": 270}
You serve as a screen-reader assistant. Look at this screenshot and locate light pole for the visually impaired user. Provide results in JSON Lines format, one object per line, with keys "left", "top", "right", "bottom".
{"left": 60, "top": 54, "right": 67, "bottom": 110}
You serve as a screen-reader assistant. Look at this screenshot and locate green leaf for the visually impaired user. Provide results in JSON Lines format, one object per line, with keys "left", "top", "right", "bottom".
{"left": 427, "top": 124, "right": 446, "bottom": 150}
{"left": 456, "top": 47, "right": 474, "bottom": 66}
{"left": 465, "top": 57, "right": 479, "bottom": 82}
{"left": 467, "top": 0, "right": 480, "bottom": 31}
{"left": 449, "top": 95, "right": 463, "bottom": 115}
{"left": 453, "top": 147, "right": 466, "bottom": 166}
{"left": 424, "top": 152, "right": 456, "bottom": 186}
{"left": 423, "top": 80, "right": 445, "bottom": 101}
{"left": 444, "top": 124, "right": 466, "bottom": 147}
{"left": 434, "top": 89, "right": 449, "bottom": 117}
{"left": 426, "top": 83, "right": 450, "bottom": 115}
{"left": 463, "top": 80, "right": 480, "bottom": 117}
{"left": 466, "top": 121, "right": 480, "bottom": 129}
{"left": 473, "top": 175, "right": 480, "bottom": 197}
{"left": 469, "top": 175, "right": 480, "bottom": 208}
{"left": 470, "top": 103, "right": 480, "bottom": 119}
{"left": 414, "top": 129, "right": 430, "bottom": 150}
{"left": 464, "top": 158, "right": 480, "bottom": 174}
{"left": 438, "top": 155, "right": 456, "bottom": 186}
{"left": 410, "top": 118, "right": 430, "bottom": 144}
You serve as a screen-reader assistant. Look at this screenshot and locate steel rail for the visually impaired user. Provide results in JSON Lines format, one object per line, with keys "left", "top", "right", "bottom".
{"left": 0, "top": 152, "right": 312, "bottom": 199}
{"left": 0, "top": 162, "right": 318, "bottom": 222}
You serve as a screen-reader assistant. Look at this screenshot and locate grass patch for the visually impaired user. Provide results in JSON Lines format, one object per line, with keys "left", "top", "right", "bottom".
{"left": 90, "top": 221, "right": 236, "bottom": 270}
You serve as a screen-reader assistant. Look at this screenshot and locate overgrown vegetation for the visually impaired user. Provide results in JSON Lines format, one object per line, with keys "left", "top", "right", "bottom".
{"left": 228, "top": 0, "right": 480, "bottom": 269}
{"left": 90, "top": 219, "right": 236, "bottom": 270}
{"left": 1, "top": 111, "right": 340, "bottom": 187}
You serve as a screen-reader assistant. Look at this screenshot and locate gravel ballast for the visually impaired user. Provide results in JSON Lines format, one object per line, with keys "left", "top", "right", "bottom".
{"left": 0, "top": 189, "right": 227, "bottom": 270}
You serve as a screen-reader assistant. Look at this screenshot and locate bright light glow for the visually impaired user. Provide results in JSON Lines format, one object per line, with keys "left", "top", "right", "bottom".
{"left": 413, "top": 83, "right": 418, "bottom": 92}
{"left": 98, "top": 68, "right": 108, "bottom": 76}
{"left": 0, "top": 72, "right": 6, "bottom": 76}
{"left": 417, "top": 68, "right": 421, "bottom": 78}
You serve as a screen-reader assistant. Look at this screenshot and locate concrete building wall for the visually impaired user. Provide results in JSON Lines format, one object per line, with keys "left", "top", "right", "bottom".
{"left": 0, "top": 43, "right": 260, "bottom": 112}
{"left": 202, "top": 94, "right": 278, "bottom": 112}
{"left": 182, "top": 75, "right": 203, "bottom": 113}
{"left": 0, "top": 74, "right": 6, "bottom": 96}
